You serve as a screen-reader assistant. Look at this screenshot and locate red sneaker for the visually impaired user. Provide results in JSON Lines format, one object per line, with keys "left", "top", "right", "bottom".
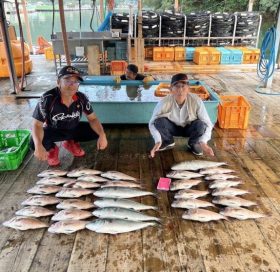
{"left": 62, "top": 140, "right": 85, "bottom": 157}
{"left": 47, "top": 145, "right": 60, "bottom": 166}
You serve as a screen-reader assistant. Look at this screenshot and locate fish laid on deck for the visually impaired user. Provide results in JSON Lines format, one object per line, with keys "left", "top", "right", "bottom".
{"left": 3, "top": 216, "right": 48, "bottom": 230}
{"left": 51, "top": 209, "right": 92, "bottom": 221}
{"left": 205, "top": 174, "right": 238, "bottom": 180}
{"left": 67, "top": 168, "right": 102, "bottom": 177}
{"left": 170, "top": 179, "right": 203, "bottom": 191}
{"left": 48, "top": 220, "right": 88, "bottom": 234}
{"left": 94, "top": 187, "right": 155, "bottom": 199}
{"left": 92, "top": 207, "right": 160, "bottom": 222}
{"left": 86, "top": 219, "right": 157, "bottom": 234}
{"left": 174, "top": 189, "right": 209, "bottom": 199}
{"left": 21, "top": 195, "right": 61, "bottom": 206}
{"left": 56, "top": 199, "right": 94, "bottom": 210}
{"left": 171, "top": 160, "right": 227, "bottom": 171}
{"left": 182, "top": 208, "right": 227, "bottom": 222}
{"left": 27, "top": 185, "right": 61, "bottom": 195}
{"left": 77, "top": 175, "right": 109, "bottom": 183}
{"left": 37, "top": 169, "right": 68, "bottom": 178}
{"left": 37, "top": 177, "right": 74, "bottom": 186}
{"left": 55, "top": 188, "right": 93, "bottom": 198}
{"left": 171, "top": 199, "right": 215, "bottom": 209}
{"left": 100, "top": 181, "right": 142, "bottom": 189}
{"left": 73, "top": 180, "right": 101, "bottom": 189}
{"left": 199, "top": 167, "right": 235, "bottom": 175}
{"left": 212, "top": 188, "right": 250, "bottom": 197}
{"left": 94, "top": 198, "right": 158, "bottom": 211}
{"left": 166, "top": 171, "right": 203, "bottom": 180}
{"left": 220, "top": 207, "right": 266, "bottom": 220}
{"left": 101, "top": 171, "right": 138, "bottom": 181}
{"left": 209, "top": 180, "right": 243, "bottom": 189}
{"left": 212, "top": 196, "right": 257, "bottom": 207}
{"left": 15, "top": 206, "right": 55, "bottom": 217}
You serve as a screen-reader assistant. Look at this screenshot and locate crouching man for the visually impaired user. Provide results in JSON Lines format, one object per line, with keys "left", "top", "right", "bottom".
{"left": 149, "top": 73, "right": 214, "bottom": 158}
{"left": 30, "top": 65, "right": 108, "bottom": 166}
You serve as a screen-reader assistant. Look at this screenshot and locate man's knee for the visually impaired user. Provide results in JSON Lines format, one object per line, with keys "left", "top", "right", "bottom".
{"left": 154, "top": 117, "right": 170, "bottom": 129}
{"left": 191, "top": 119, "right": 207, "bottom": 133}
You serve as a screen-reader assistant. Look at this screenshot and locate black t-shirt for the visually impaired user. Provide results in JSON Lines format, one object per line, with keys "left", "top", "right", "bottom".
{"left": 32, "top": 87, "right": 94, "bottom": 130}
{"left": 120, "top": 73, "right": 146, "bottom": 80}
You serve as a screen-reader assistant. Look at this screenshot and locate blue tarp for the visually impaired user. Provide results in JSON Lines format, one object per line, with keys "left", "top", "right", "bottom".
{"left": 98, "top": 11, "right": 112, "bottom": 31}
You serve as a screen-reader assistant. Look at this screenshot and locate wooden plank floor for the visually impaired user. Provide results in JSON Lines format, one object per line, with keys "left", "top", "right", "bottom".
{"left": 0, "top": 57, "right": 280, "bottom": 271}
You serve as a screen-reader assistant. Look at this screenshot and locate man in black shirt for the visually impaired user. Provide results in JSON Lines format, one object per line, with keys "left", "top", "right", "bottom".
{"left": 31, "top": 65, "right": 108, "bottom": 166}
{"left": 120, "top": 64, "right": 146, "bottom": 80}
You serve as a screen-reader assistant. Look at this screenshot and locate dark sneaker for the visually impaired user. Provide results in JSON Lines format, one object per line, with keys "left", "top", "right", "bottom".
{"left": 187, "top": 143, "right": 203, "bottom": 156}
{"left": 159, "top": 142, "right": 175, "bottom": 151}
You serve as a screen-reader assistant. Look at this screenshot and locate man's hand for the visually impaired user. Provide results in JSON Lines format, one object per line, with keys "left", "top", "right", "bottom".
{"left": 115, "top": 76, "right": 121, "bottom": 84}
{"left": 150, "top": 142, "right": 161, "bottom": 158}
{"left": 200, "top": 142, "right": 215, "bottom": 157}
{"left": 34, "top": 144, "right": 48, "bottom": 161}
{"left": 97, "top": 133, "right": 108, "bottom": 150}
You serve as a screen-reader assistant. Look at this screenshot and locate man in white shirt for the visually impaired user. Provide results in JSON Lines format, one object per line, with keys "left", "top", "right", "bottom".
{"left": 149, "top": 73, "right": 214, "bottom": 158}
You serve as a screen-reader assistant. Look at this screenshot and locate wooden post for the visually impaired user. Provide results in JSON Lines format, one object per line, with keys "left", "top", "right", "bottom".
{"left": 136, "top": 0, "right": 144, "bottom": 73}
{"left": 100, "top": 0, "right": 104, "bottom": 22}
{"left": 58, "top": 0, "right": 71, "bottom": 66}
{"left": 21, "top": 0, "right": 33, "bottom": 54}
{"left": 248, "top": 0, "right": 254, "bottom": 12}
{"left": 174, "top": 0, "right": 179, "bottom": 13}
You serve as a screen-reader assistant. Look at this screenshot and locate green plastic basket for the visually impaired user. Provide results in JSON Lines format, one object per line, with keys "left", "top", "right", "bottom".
{"left": 0, "top": 129, "right": 31, "bottom": 171}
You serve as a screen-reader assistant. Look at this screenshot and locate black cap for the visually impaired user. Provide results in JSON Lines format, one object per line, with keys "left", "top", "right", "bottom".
{"left": 171, "top": 73, "right": 189, "bottom": 86}
{"left": 58, "top": 66, "right": 83, "bottom": 81}
{"left": 127, "top": 64, "right": 138, "bottom": 74}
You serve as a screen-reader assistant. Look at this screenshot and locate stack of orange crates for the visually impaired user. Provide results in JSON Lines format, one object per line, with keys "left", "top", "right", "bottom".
{"left": 193, "top": 47, "right": 209, "bottom": 65}
{"left": 110, "top": 60, "right": 127, "bottom": 76}
{"left": 153, "top": 47, "right": 174, "bottom": 61}
{"left": 145, "top": 47, "right": 154, "bottom": 59}
{"left": 174, "top": 47, "right": 186, "bottom": 61}
{"left": 218, "top": 95, "right": 251, "bottom": 129}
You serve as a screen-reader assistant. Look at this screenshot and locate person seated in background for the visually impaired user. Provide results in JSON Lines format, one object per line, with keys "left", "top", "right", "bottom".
{"left": 30, "top": 65, "right": 108, "bottom": 166}
{"left": 115, "top": 64, "right": 154, "bottom": 83}
{"left": 149, "top": 73, "right": 214, "bottom": 158}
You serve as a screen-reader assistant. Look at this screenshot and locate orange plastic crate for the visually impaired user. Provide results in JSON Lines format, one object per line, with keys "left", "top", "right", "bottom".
{"left": 247, "top": 47, "right": 260, "bottom": 64}
{"left": 174, "top": 47, "right": 185, "bottom": 61}
{"left": 153, "top": 47, "right": 163, "bottom": 61}
{"left": 206, "top": 47, "right": 221, "bottom": 64}
{"left": 163, "top": 47, "right": 174, "bottom": 61}
{"left": 154, "top": 83, "right": 171, "bottom": 97}
{"left": 110, "top": 60, "right": 127, "bottom": 76}
{"left": 145, "top": 47, "right": 154, "bottom": 59}
{"left": 189, "top": 85, "right": 210, "bottom": 100}
{"left": 218, "top": 95, "right": 251, "bottom": 129}
{"left": 193, "top": 48, "right": 209, "bottom": 65}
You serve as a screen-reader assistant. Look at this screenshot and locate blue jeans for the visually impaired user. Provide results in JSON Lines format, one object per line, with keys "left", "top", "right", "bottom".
{"left": 154, "top": 117, "right": 207, "bottom": 145}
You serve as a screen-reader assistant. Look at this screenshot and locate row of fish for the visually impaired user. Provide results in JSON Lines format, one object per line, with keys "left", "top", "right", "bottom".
{"left": 167, "top": 160, "right": 265, "bottom": 222}
{"left": 3, "top": 168, "right": 160, "bottom": 234}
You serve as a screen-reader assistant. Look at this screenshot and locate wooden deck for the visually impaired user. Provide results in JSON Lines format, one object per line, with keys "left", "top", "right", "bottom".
{"left": 0, "top": 56, "right": 280, "bottom": 271}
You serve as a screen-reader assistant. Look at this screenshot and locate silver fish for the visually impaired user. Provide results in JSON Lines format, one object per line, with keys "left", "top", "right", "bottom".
{"left": 205, "top": 174, "right": 238, "bottom": 180}
{"left": 101, "top": 171, "right": 137, "bottom": 181}
{"left": 15, "top": 206, "right": 55, "bottom": 217}
{"left": 3, "top": 216, "right": 48, "bottom": 230}
{"left": 73, "top": 181, "right": 101, "bottom": 189}
{"left": 166, "top": 171, "right": 203, "bottom": 180}
{"left": 77, "top": 175, "right": 109, "bottom": 183}
{"left": 101, "top": 181, "right": 142, "bottom": 189}
{"left": 199, "top": 167, "right": 235, "bottom": 175}
{"left": 170, "top": 179, "right": 202, "bottom": 191}
{"left": 94, "top": 187, "right": 155, "bottom": 199}
{"left": 67, "top": 168, "right": 102, "bottom": 177}
{"left": 171, "top": 199, "right": 215, "bottom": 209}
{"left": 27, "top": 185, "right": 61, "bottom": 195}
{"left": 63, "top": 180, "right": 77, "bottom": 188}
{"left": 51, "top": 209, "right": 92, "bottom": 221}
{"left": 174, "top": 189, "right": 209, "bottom": 199}
{"left": 182, "top": 208, "right": 227, "bottom": 222}
{"left": 212, "top": 196, "right": 257, "bottom": 208}
{"left": 94, "top": 198, "right": 158, "bottom": 211}
{"left": 37, "top": 170, "right": 68, "bottom": 178}
{"left": 55, "top": 188, "right": 93, "bottom": 198}
{"left": 48, "top": 220, "right": 88, "bottom": 234}
{"left": 21, "top": 195, "right": 60, "bottom": 206}
{"left": 212, "top": 188, "right": 250, "bottom": 197}
{"left": 171, "top": 160, "right": 227, "bottom": 171}
{"left": 209, "top": 180, "right": 243, "bottom": 189}
{"left": 220, "top": 207, "right": 265, "bottom": 220}
{"left": 92, "top": 207, "right": 160, "bottom": 222}
{"left": 86, "top": 219, "right": 157, "bottom": 234}
{"left": 56, "top": 199, "right": 94, "bottom": 210}
{"left": 37, "top": 177, "right": 74, "bottom": 186}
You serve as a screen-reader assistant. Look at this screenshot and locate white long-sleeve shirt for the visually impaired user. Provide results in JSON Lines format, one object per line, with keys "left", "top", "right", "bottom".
{"left": 149, "top": 93, "right": 213, "bottom": 144}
